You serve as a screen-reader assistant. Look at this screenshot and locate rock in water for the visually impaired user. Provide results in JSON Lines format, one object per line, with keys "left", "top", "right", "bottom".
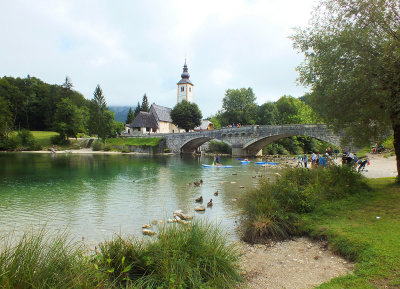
{"left": 195, "top": 205, "right": 206, "bottom": 211}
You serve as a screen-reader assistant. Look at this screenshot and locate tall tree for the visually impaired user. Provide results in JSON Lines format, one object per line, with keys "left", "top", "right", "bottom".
{"left": 141, "top": 93, "right": 149, "bottom": 112}
{"left": 0, "top": 96, "right": 13, "bottom": 139}
{"left": 292, "top": 0, "right": 400, "bottom": 178}
{"left": 171, "top": 100, "right": 202, "bottom": 132}
{"left": 134, "top": 102, "right": 141, "bottom": 118}
{"left": 220, "top": 88, "right": 258, "bottom": 125}
{"left": 88, "top": 85, "right": 107, "bottom": 140}
{"left": 126, "top": 107, "right": 135, "bottom": 124}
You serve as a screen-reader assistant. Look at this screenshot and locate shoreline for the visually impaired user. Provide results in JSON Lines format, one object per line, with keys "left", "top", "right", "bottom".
{"left": 2, "top": 150, "right": 397, "bottom": 178}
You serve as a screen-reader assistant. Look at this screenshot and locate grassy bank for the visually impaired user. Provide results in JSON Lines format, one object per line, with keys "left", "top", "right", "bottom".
{"left": 106, "top": 137, "right": 162, "bottom": 147}
{"left": 239, "top": 166, "right": 400, "bottom": 288}
{"left": 309, "top": 178, "right": 400, "bottom": 288}
{"left": 0, "top": 221, "right": 242, "bottom": 288}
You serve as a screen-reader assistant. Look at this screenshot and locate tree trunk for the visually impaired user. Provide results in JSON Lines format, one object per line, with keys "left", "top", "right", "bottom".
{"left": 393, "top": 122, "right": 400, "bottom": 182}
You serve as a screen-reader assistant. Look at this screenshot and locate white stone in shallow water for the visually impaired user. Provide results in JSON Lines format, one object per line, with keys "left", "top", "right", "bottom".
{"left": 142, "top": 229, "right": 156, "bottom": 236}
{"left": 194, "top": 205, "right": 206, "bottom": 211}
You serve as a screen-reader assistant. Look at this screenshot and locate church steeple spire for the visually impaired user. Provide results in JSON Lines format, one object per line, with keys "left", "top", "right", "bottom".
{"left": 177, "top": 59, "right": 194, "bottom": 103}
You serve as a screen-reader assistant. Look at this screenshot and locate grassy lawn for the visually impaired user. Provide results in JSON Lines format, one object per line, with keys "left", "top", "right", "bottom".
{"left": 31, "top": 131, "right": 58, "bottom": 147}
{"left": 106, "top": 137, "right": 163, "bottom": 147}
{"left": 305, "top": 178, "right": 400, "bottom": 288}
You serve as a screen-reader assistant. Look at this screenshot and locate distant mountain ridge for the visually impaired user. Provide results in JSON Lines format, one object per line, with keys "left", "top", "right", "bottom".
{"left": 108, "top": 106, "right": 135, "bottom": 123}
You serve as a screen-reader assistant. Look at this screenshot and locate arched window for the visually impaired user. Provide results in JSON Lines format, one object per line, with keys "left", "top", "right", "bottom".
{"left": 181, "top": 86, "right": 184, "bottom": 92}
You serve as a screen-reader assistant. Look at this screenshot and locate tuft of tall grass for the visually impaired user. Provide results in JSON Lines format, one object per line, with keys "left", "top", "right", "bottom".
{"left": 0, "top": 229, "right": 99, "bottom": 289}
{"left": 96, "top": 220, "right": 243, "bottom": 288}
{"left": 239, "top": 165, "right": 370, "bottom": 243}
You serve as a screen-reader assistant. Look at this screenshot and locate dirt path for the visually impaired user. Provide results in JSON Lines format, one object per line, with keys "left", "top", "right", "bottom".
{"left": 239, "top": 238, "right": 353, "bottom": 289}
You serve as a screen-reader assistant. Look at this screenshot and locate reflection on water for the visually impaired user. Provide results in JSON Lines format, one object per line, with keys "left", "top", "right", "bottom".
{"left": 0, "top": 152, "right": 277, "bottom": 243}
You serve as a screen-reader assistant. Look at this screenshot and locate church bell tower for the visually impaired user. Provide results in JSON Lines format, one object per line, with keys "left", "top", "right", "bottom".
{"left": 177, "top": 59, "right": 194, "bottom": 103}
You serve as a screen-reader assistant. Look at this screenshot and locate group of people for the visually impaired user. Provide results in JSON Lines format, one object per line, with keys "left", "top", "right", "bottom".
{"left": 296, "top": 152, "right": 330, "bottom": 168}
{"left": 342, "top": 151, "right": 369, "bottom": 172}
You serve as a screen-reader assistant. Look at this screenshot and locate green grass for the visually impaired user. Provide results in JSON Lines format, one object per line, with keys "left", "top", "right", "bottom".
{"left": 31, "top": 131, "right": 59, "bottom": 147}
{"left": 0, "top": 221, "right": 243, "bottom": 288}
{"left": 106, "top": 137, "right": 163, "bottom": 147}
{"left": 0, "top": 229, "right": 99, "bottom": 289}
{"left": 96, "top": 220, "right": 243, "bottom": 288}
{"left": 306, "top": 178, "right": 400, "bottom": 288}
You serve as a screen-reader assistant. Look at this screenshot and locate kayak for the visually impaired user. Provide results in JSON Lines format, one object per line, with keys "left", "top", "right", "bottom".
{"left": 240, "top": 160, "right": 251, "bottom": 164}
{"left": 202, "top": 164, "right": 233, "bottom": 168}
{"left": 255, "top": 161, "right": 279, "bottom": 165}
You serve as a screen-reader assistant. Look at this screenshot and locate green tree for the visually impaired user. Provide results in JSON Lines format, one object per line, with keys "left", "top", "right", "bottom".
{"left": 276, "top": 95, "right": 317, "bottom": 124}
{"left": 88, "top": 84, "right": 108, "bottom": 141}
{"left": 292, "top": 0, "right": 400, "bottom": 178}
{"left": 0, "top": 96, "right": 13, "bottom": 139}
{"left": 133, "top": 102, "right": 141, "bottom": 118}
{"left": 141, "top": 93, "right": 149, "bottom": 112}
{"left": 171, "top": 100, "right": 202, "bottom": 132}
{"left": 126, "top": 107, "right": 135, "bottom": 124}
{"left": 54, "top": 98, "right": 83, "bottom": 140}
{"left": 220, "top": 88, "right": 258, "bottom": 125}
{"left": 257, "top": 102, "right": 279, "bottom": 125}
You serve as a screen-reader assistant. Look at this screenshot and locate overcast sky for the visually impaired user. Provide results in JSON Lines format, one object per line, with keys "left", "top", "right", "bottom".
{"left": 0, "top": 0, "right": 315, "bottom": 117}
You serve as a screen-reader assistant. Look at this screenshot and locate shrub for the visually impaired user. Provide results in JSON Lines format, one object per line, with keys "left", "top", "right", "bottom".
{"left": 103, "top": 144, "right": 112, "bottom": 151}
{"left": 121, "top": 145, "right": 131, "bottom": 153}
{"left": 18, "top": 130, "right": 35, "bottom": 148}
{"left": 92, "top": 141, "right": 103, "bottom": 151}
{"left": 50, "top": 134, "right": 70, "bottom": 146}
{"left": 96, "top": 221, "right": 243, "bottom": 288}
{"left": 239, "top": 165, "right": 370, "bottom": 243}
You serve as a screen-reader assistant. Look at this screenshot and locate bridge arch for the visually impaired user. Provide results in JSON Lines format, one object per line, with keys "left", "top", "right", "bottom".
{"left": 243, "top": 133, "right": 341, "bottom": 156}
{"left": 180, "top": 137, "right": 232, "bottom": 154}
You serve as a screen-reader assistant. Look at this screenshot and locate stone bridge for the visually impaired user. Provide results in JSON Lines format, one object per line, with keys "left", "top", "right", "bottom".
{"left": 157, "top": 124, "right": 342, "bottom": 156}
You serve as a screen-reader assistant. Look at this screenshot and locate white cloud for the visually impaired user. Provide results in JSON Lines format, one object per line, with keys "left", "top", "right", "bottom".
{"left": 0, "top": 0, "right": 315, "bottom": 116}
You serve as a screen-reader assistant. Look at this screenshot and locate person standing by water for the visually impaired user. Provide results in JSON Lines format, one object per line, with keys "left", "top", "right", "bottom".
{"left": 303, "top": 154, "right": 308, "bottom": 168}
{"left": 296, "top": 155, "right": 303, "bottom": 167}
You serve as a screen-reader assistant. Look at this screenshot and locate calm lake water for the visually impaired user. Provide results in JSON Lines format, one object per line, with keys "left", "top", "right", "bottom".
{"left": 0, "top": 152, "right": 276, "bottom": 244}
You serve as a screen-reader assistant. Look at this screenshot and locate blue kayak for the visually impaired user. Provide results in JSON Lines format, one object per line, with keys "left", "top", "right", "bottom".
{"left": 240, "top": 161, "right": 251, "bottom": 164}
{"left": 202, "top": 164, "right": 233, "bottom": 168}
{"left": 255, "top": 161, "right": 279, "bottom": 165}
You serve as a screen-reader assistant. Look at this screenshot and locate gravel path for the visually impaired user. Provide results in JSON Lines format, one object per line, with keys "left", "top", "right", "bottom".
{"left": 239, "top": 238, "right": 354, "bottom": 289}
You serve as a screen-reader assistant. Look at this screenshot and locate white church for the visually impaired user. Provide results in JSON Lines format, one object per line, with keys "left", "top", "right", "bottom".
{"left": 126, "top": 61, "right": 213, "bottom": 134}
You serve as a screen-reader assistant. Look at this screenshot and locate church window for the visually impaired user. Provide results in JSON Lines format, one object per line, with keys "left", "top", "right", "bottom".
{"left": 189, "top": 87, "right": 191, "bottom": 92}
{"left": 181, "top": 86, "right": 184, "bottom": 92}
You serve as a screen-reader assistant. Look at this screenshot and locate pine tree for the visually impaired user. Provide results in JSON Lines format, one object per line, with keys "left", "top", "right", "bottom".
{"left": 134, "top": 102, "right": 141, "bottom": 118}
{"left": 141, "top": 93, "right": 149, "bottom": 112}
{"left": 126, "top": 107, "right": 135, "bottom": 124}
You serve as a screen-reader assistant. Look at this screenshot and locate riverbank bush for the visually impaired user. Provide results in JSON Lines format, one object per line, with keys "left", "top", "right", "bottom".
{"left": 96, "top": 221, "right": 242, "bottom": 288}
{"left": 239, "top": 165, "right": 370, "bottom": 243}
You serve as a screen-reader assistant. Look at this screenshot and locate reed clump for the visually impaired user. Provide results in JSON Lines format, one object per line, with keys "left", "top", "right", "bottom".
{"left": 239, "top": 165, "right": 370, "bottom": 243}
{"left": 95, "top": 220, "right": 243, "bottom": 288}
{"left": 0, "top": 221, "right": 243, "bottom": 288}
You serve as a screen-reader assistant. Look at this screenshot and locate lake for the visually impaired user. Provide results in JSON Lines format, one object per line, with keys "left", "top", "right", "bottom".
{"left": 0, "top": 152, "right": 277, "bottom": 244}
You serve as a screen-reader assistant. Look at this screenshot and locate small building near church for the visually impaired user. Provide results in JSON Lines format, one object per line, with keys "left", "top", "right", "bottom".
{"left": 194, "top": 120, "right": 214, "bottom": 131}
